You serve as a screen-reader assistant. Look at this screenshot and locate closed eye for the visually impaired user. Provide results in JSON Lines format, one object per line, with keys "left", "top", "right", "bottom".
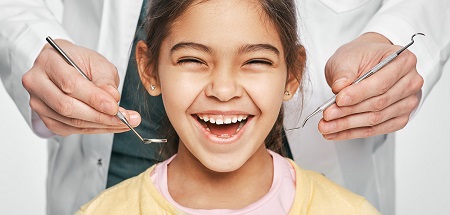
{"left": 245, "top": 59, "right": 273, "bottom": 66}
{"left": 177, "top": 57, "right": 206, "bottom": 65}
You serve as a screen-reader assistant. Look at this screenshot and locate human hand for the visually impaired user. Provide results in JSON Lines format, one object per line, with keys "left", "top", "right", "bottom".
{"left": 319, "top": 33, "right": 424, "bottom": 140}
{"left": 22, "top": 39, "right": 141, "bottom": 136}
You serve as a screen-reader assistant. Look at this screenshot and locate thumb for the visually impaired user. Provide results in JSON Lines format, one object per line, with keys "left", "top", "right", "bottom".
{"left": 325, "top": 58, "right": 358, "bottom": 94}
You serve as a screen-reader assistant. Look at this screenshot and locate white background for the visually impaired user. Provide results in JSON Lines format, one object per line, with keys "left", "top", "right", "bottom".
{"left": 0, "top": 62, "right": 449, "bottom": 214}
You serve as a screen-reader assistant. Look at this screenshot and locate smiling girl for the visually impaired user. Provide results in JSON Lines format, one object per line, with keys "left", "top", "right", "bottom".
{"left": 77, "top": 0, "right": 379, "bottom": 214}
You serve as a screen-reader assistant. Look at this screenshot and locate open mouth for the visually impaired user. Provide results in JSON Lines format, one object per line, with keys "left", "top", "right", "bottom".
{"left": 195, "top": 114, "right": 250, "bottom": 139}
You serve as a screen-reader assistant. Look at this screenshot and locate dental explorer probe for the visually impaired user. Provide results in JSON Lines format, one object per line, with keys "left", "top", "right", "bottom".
{"left": 299, "top": 33, "right": 425, "bottom": 129}
{"left": 46, "top": 36, "right": 167, "bottom": 144}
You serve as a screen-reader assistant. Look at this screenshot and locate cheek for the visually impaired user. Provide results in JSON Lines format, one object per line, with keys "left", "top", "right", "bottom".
{"left": 244, "top": 73, "right": 286, "bottom": 113}
{"left": 159, "top": 72, "right": 203, "bottom": 118}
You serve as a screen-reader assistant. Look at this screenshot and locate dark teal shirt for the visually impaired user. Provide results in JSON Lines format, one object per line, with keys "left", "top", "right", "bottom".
{"left": 106, "top": 0, "right": 166, "bottom": 187}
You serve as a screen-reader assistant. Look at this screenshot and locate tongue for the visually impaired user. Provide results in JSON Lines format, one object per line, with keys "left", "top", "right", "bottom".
{"left": 207, "top": 122, "right": 241, "bottom": 136}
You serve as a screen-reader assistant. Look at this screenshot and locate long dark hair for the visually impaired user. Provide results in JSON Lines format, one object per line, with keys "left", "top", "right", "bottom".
{"left": 141, "top": 0, "right": 306, "bottom": 159}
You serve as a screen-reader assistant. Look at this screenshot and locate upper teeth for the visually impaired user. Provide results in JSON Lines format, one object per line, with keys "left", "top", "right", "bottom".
{"left": 198, "top": 114, "right": 248, "bottom": 125}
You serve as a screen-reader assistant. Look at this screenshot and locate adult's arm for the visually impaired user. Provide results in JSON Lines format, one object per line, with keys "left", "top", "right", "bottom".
{"left": 320, "top": 0, "right": 450, "bottom": 140}
{"left": 0, "top": 0, "right": 139, "bottom": 137}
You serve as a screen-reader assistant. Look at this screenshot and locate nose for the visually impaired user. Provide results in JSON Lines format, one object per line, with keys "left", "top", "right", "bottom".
{"left": 205, "top": 66, "right": 243, "bottom": 102}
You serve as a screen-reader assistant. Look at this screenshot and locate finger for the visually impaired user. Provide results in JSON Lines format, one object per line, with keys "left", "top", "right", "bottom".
{"left": 38, "top": 114, "right": 133, "bottom": 136}
{"left": 321, "top": 115, "right": 410, "bottom": 141}
{"left": 45, "top": 60, "right": 120, "bottom": 116}
{"left": 28, "top": 73, "right": 140, "bottom": 126}
{"left": 31, "top": 95, "right": 141, "bottom": 135}
{"left": 30, "top": 95, "right": 142, "bottom": 130}
{"left": 323, "top": 68, "right": 423, "bottom": 121}
{"left": 335, "top": 50, "right": 417, "bottom": 107}
{"left": 46, "top": 41, "right": 122, "bottom": 102}
{"left": 319, "top": 94, "right": 419, "bottom": 135}
{"left": 42, "top": 45, "right": 121, "bottom": 115}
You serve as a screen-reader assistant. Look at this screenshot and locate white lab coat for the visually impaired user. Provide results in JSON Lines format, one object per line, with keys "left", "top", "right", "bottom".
{"left": 287, "top": 1, "right": 449, "bottom": 215}
{"left": 0, "top": 0, "right": 448, "bottom": 214}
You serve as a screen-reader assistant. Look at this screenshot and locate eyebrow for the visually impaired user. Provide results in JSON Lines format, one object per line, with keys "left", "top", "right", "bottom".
{"left": 170, "top": 42, "right": 211, "bottom": 54}
{"left": 170, "top": 42, "right": 280, "bottom": 56}
{"left": 238, "top": 44, "right": 280, "bottom": 56}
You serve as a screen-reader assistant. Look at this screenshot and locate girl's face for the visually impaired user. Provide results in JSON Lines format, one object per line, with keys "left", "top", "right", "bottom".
{"left": 139, "top": 0, "right": 298, "bottom": 172}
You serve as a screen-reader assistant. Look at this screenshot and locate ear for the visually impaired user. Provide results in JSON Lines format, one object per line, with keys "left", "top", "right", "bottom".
{"left": 283, "top": 44, "right": 306, "bottom": 101}
{"left": 136, "top": 40, "right": 161, "bottom": 96}
{"left": 283, "top": 72, "right": 300, "bottom": 101}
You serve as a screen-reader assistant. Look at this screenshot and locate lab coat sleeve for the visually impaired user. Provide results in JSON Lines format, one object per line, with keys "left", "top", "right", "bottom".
{"left": 0, "top": 0, "right": 72, "bottom": 137}
{"left": 362, "top": 0, "right": 450, "bottom": 117}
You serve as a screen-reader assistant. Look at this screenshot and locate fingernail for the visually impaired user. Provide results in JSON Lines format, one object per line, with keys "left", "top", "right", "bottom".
{"left": 338, "top": 95, "right": 351, "bottom": 106}
{"left": 101, "top": 101, "right": 115, "bottom": 114}
{"left": 322, "top": 121, "right": 336, "bottom": 133}
{"left": 129, "top": 113, "right": 140, "bottom": 126}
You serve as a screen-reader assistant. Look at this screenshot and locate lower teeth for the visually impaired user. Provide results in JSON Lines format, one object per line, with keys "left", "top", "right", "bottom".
{"left": 204, "top": 121, "right": 246, "bottom": 139}
{"left": 218, "top": 134, "right": 231, "bottom": 138}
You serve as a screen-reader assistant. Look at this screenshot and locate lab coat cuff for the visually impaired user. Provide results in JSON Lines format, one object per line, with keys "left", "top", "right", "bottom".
{"left": 31, "top": 110, "right": 56, "bottom": 138}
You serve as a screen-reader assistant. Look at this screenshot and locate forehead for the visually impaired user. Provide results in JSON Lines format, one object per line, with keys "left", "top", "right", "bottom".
{"left": 165, "top": 0, "right": 283, "bottom": 53}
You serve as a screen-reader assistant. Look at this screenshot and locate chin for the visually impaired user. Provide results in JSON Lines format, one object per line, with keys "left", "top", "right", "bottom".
{"left": 199, "top": 152, "right": 249, "bottom": 173}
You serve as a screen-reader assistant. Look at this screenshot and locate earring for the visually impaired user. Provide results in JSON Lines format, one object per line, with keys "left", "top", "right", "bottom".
{"left": 284, "top": 90, "right": 290, "bottom": 96}
{"left": 150, "top": 85, "right": 156, "bottom": 91}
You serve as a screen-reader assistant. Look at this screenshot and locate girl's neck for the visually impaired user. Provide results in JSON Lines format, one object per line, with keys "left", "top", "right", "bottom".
{"left": 167, "top": 144, "right": 274, "bottom": 209}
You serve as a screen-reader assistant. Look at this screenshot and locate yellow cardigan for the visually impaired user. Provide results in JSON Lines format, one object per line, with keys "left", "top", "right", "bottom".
{"left": 77, "top": 159, "right": 380, "bottom": 215}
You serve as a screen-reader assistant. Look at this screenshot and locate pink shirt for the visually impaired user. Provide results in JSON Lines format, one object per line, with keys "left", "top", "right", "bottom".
{"left": 150, "top": 150, "right": 296, "bottom": 214}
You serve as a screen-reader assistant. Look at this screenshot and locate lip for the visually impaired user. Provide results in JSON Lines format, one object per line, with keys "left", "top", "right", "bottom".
{"left": 191, "top": 112, "right": 254, "bottom": 144}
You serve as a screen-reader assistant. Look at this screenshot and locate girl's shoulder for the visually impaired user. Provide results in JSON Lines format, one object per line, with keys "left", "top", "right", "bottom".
{"left": 75, "top": 165, "right": 183, "bottom": 215}
{"left": 287, "top": 160, "right": 381, "bottom": 215}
